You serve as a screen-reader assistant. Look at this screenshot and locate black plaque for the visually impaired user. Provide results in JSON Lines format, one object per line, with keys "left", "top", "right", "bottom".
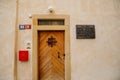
{"left": 76, "top": 25, "right": 95, "bottom": 39}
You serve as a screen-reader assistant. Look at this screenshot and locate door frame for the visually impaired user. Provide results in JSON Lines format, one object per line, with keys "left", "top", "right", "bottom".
{"left": 32, "top": 14, "right": 71, "bottom": 80}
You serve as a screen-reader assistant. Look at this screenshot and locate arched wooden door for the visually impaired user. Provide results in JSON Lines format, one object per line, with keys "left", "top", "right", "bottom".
{"left": 38, "top": 31, "right": 65, "bottom": 80}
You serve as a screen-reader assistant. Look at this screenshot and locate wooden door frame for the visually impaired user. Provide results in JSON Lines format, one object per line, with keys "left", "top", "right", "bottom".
{"left": 32, "top": 14, "right": 71, "bottom": 80}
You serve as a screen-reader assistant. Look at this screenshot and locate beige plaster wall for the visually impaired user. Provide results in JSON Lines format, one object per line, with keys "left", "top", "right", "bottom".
{"left": 0, "top": 0, "right": 16, "bottom": 80}
{"left": 0, "top": 0, "right": 120, "bottom": 80}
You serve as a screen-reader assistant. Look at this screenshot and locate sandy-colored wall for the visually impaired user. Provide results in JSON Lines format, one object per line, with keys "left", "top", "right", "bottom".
{"left": 0, "top": 0, "right": 120, "bottom": 80}
{"left": 0, "top": 0, "right": 16, "bottom": 80}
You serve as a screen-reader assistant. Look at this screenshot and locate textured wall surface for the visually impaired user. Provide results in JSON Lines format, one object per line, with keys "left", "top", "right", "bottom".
{"left": 0, "top": 0, "right": 16, "bottom": 80}
{"left": 0, "top": 0, "right": 120, "bottom": 80}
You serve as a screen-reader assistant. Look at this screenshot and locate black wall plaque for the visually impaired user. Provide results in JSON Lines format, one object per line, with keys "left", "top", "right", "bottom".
{"left": 76, "top": 25, "right": 95, "bottom": 39}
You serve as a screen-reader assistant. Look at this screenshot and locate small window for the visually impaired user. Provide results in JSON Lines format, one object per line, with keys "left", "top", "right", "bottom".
{"left": 38, "top": 19, "right": 64, "bottom": 25}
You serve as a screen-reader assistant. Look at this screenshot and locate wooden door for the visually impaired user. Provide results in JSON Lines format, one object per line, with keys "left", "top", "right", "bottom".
{"left": 38, "top": 31, "right": 65, "bottom": 80}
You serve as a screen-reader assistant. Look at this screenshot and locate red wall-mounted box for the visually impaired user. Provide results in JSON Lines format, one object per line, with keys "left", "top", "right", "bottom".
{"left": 25, "top": 25, "right": 31, "bottom": 29}
{"left": 19, "top": 50, "right": 28, "bottom": 61}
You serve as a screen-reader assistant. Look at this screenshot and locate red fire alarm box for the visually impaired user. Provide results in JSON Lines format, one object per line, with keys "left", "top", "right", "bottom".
{"left": 19, "top": 50, "right": 28, "bottom": 61}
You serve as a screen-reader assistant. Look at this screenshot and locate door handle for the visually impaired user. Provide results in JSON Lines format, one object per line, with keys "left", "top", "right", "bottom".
{"left": 57, "top": 52, "right": 60, "bottom": 58}
{"left": 57, "top": 52, "right": 65, "bottom": 60}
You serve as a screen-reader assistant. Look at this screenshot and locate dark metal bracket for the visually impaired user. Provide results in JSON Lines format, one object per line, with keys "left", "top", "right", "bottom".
{"left": 47, "top": 36, "right": 57, "bottom": 47}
